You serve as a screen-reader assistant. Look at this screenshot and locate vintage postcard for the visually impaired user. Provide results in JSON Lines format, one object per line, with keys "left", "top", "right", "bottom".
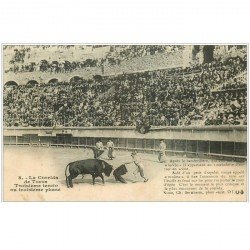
{"left": 2, "top": 44, "right": 247, "bottom": 201}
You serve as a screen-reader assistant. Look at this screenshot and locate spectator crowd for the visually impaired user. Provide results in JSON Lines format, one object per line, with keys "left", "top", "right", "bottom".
{"left": 3, "top": 53, "right": 247, "bottom": 128}
{"left": 4, "top": 45, "right": 183, "bottom": 74}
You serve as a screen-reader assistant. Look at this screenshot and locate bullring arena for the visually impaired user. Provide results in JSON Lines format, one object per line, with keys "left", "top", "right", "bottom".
{"left": 3, "top": 145, "right": 247, "bottom": 201}
{"left": 2, "top": 45, "right": 247, "bottom": 201}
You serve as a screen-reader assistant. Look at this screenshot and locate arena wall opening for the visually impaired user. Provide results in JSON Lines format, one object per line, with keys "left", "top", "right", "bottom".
{"left": 3, "top": 126, "right": 247, "bottom": 160}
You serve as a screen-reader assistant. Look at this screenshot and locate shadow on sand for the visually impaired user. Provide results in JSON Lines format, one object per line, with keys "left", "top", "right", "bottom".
{"left": 60, "top": 176, "right": 141, "bottom": 187}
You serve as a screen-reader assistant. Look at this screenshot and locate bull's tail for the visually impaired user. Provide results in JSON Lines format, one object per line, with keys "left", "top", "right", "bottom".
{"left": 65, "top": 163, "right": 71, "bottom": 188}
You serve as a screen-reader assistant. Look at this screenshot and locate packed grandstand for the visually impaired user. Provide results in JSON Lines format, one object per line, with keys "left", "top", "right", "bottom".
{"left": 3, "top": 45, "right": 247, "bottom": 128}
{"left": 3, "top": 45, "right": 183, "bottom": 73}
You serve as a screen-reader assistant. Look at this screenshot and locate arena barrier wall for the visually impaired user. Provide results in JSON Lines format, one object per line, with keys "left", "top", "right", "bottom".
{"left": 3, "top": 126, "right": 247, "bottom": 159}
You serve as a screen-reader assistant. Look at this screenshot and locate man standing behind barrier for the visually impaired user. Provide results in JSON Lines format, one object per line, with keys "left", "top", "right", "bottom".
{"left": 93, "top": 140, "right": 105, "bottom": 159}
{"left": 158, "top": 139, "right": 166, "bottom": 162}
{"left": 107, "top": 139, "right": 115, "bottom": 160}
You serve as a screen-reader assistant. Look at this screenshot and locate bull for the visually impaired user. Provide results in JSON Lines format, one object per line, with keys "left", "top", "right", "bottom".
{"left": 65, "top": 159, "right": 113, "bottom": 188}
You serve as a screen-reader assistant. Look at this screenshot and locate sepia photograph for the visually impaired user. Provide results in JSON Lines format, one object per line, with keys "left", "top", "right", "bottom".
{"left": 1, "top": 1, "right": 250, "bottom": 250}
{"left": 2, "top": 44, "right": 247, "bottom": 201}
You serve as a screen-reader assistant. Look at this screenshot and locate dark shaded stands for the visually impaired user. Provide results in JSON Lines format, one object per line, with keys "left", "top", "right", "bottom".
{"left": 3, "top": 56, "right": 247, "bottom": 128}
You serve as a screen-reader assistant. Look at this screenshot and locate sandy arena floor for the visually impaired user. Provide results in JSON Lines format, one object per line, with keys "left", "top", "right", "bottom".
{"left": 3, "top": 145, "right": 247, "bottom": 201}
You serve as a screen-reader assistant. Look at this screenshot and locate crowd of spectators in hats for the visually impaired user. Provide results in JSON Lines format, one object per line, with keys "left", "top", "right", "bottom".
{"left": 3, "top": 55, "right": 247, "bottom": 128}
{"left": 5, "top": 45, "right": 183, "bottom": 74}
{"left": 106, "top": 45, "right": 183, "bottom": 61}
{"left": 6, "top": 58, "right": 100, "bottom": 74}
{"left": 8, "top": 47, "right": 31, "bottom": 64}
